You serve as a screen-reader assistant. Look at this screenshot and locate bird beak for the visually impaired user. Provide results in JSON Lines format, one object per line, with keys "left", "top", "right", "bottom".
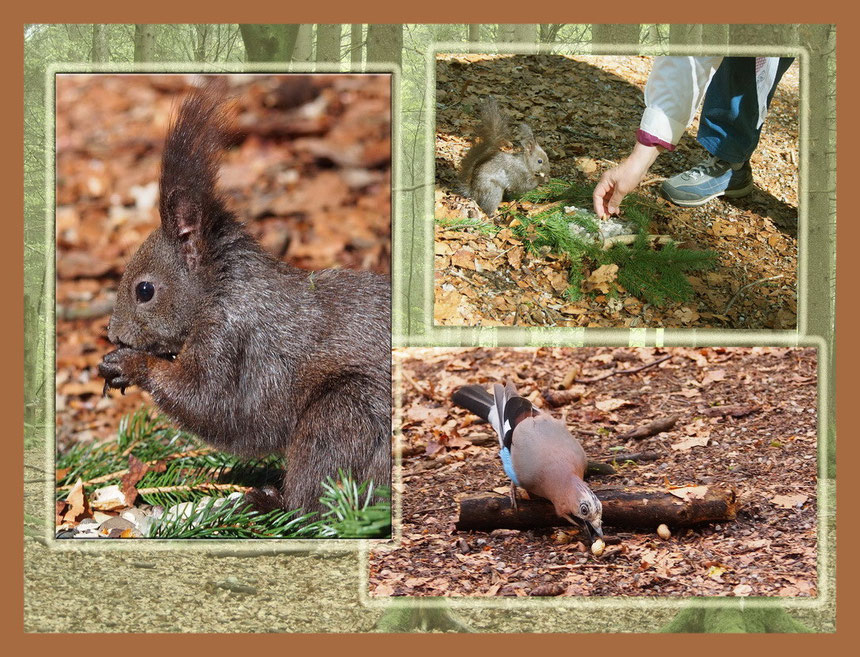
{"left": 585, "top": 521, "right": 603, "bottom": 540}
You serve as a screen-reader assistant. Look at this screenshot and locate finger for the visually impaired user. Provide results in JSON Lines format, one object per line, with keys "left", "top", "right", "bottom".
{"left": 593, "top": 178, "right": 612, "bottom": 219}
{"left": 608, "top": 187, "right": 627, "bottom": 216}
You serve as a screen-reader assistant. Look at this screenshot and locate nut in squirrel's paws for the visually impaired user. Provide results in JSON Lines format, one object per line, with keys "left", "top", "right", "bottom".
{"left": 98, "top": 348, "right": 139, "bottom": 395}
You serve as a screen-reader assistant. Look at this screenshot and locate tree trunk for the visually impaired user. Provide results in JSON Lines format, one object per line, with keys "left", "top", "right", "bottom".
{"left": 468, "top": 24, "right": 480, "bottom": 42}
{"left": 91, "top": 24, "right": 109, "bottom": 62}
{"left": 133, "top": 24, "right": 156, "bottom": 62}
{"left": 591, "top": 24, "right": 641, "bottom": 46}
{"left": 316, "top": 24, "right": 342, "bottom": 62}
{"left": 455, "top": 486, "right": 738, "bottom": 532}
{"left": 293, "top": 24, "right": 313, "bottom": 62}
{"left": 366, "top": 24, "right": 402, "bottom": 66}
{"left": 349, "top": 24, "right": 363, "bottom": 64}
{"left": 729, "top": 24, "right": 798, "bottom": 46}
{"left": 193, "top": 24, "right": 208, "bottom": 62}
{"left": 239, "top": 24, "right": 299, "bottom": 63}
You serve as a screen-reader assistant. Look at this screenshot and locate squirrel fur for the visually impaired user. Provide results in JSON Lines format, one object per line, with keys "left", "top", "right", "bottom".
{"left": 457, "top": 97, "right": 550, "bottom": 216}
{"left": 98, "top": 83, "right": 391, "bottom": 514}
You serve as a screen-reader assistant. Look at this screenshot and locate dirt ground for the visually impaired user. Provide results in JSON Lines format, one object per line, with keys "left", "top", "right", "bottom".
{"left": 370, "top": 347, "right": 818, "bottom": 597}
{"left": 54, "top": 73, "right": 391, "bottom": 452}
{"left": 434, "top": 55, "right": 799, "bottom": 329}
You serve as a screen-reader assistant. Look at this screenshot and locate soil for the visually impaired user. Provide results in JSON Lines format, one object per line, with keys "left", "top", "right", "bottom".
{"left": 370, "top": 346, "right": 817, "bottom": 597}
{"left": 434, "top": 55, "right": 799, "bottom": 329}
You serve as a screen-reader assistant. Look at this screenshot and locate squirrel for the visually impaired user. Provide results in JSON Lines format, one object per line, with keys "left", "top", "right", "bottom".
{"left": 98, "top": 83, "right": 391, "bottom": 514}
{"left": 457, "top": 97, "right": 551, "bottom": 216}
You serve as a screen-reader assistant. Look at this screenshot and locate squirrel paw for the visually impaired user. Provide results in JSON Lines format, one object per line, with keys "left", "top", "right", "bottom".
{"left": 244, "top": 486, "right": 285, "bottom": 513}
{"left": 98, "top": 348, "right": 141, "bottom": 395}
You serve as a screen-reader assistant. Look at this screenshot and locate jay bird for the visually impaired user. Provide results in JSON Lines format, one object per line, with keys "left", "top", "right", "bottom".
{"left": 452, "top": 382, "right": 604, "bottom": 540}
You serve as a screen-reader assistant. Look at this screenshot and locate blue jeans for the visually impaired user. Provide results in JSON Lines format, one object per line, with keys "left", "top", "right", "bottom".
{"left": 697, "top": 56, "right": 795, "bottom": 164}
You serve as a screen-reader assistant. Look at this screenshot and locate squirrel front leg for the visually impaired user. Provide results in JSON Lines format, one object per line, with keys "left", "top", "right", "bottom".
{"left": 98, "top": 346, "right": 211, "bottom": 428}
{"left": 99, "top": 347, "right": 171, "bottom": 396}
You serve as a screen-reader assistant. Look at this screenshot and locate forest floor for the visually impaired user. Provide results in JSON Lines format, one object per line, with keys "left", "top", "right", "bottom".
{"left": 54, "top": 74, "right": 391, "bottom": 452}
{"left": 434, "top": 55, "right": 799, "bottom": 329}
{"left": 369, "top": 347, "right": 818, "bottom": 597}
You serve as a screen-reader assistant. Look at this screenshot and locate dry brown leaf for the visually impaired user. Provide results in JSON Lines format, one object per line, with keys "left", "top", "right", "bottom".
{"left": 701, "top": 369, "right": 727, "bottom": 386}
{"left": 667, "top": 485, "right": 710, "bottom": 501}
{"left": 594, "top": 398, "right": 633, "bottom": 412}
{"left": 62, "top": 478, "right": 92, "bottom": 524}
{"left": 583, "top": 264, "right": 618, "bottom": 294}
{"left": 771, "top": 493, "right": 808, "bottom": 509}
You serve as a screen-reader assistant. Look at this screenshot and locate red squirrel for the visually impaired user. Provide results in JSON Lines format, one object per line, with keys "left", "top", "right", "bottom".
{"left": 99, "top": 83, "right": 391, "bottom": 513}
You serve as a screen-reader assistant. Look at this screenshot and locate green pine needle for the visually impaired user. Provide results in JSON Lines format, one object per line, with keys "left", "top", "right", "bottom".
{"left": 57, "top": 408, "right": 391, "bottom": 539}
{"left": 508, "top": 180, "right": 716, "bottom": 306}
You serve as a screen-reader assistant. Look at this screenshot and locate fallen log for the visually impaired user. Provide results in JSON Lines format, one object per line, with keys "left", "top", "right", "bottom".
{"left": 455, "top": 486, "right": 737, "bottom": 532}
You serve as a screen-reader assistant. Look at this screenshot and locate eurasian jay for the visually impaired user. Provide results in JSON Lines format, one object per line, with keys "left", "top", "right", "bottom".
{"left": 452, "top": 382, "right": 604, "bottom": 539}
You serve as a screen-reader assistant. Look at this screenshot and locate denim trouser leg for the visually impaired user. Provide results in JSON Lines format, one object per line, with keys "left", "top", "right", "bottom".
{"left": 697, "top": 56, "right": 795, "bottom": 164}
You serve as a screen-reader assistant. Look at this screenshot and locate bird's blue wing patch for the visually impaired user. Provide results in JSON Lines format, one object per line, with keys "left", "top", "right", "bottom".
{"left": 499, "top": 447, "right": 520, "bottom": 487}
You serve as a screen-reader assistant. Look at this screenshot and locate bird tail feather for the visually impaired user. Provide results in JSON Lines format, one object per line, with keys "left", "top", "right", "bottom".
{"left": 451, "top": 385, "right": 494, "bottom": 422}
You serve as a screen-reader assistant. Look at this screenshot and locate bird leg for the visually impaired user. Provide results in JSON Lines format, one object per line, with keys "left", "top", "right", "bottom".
{"left": 509, "top": 481, "right": 519, "bottom": 510}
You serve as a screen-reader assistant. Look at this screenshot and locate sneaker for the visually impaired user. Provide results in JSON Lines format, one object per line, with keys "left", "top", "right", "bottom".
{"left": 661, "top": 156, "right": 754, "bottom": 207}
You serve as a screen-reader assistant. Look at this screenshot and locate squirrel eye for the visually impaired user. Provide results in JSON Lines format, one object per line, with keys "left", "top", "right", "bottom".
{"left": 537, "top": 158, "right": 543, "bottom": 164}
{"left": 135, "top": 281, "right": 155, "bottom": 303}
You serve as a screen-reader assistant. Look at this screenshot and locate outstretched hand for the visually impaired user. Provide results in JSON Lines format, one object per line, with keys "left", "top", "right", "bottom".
{"left": 592, "top": 144, "right": 660, "bottom": 218}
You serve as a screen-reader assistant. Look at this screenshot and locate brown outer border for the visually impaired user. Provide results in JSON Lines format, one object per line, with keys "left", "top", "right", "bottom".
{"left": 6, "top": 3, "right": 851, "bottom": 650}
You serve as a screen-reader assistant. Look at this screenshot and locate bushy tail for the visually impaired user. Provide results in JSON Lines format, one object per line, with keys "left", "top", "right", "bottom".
{"left": 159, "top": 79, "right": 232, "bottom": 238}
{"left": 457, "top": 96, "right": 510, "bottom": 191}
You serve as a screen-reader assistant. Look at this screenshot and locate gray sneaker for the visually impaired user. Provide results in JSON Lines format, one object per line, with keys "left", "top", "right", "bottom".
{"left": 661, "top": 156, "right": 754, "bottom": 207}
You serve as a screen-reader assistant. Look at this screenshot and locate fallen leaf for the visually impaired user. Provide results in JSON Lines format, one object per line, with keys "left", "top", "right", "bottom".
{"left": 771, "top": 493, "right": 808, "bottom": 509}
{"left": 62, "top": 478, "right": 92, "bottom": 524}
{"left": 733, "top": 583, "right": 753, "bottom": 596}
{"left": 707, "top": 565, "right": 726, "bottom": 581}
{"left": 583, "top": 264, "right": 618, "bottom": 294}
{"left": 670, "top": 435, "right": 710, "bottom": 451}
{"left": 667, "top": 485, "right": 710, "bottom": 501}
{"left": 595, "top": 398, "right": 634, "bottom": 412}
{"left": 701, "top": 369, "right": 726, "bottom": 386}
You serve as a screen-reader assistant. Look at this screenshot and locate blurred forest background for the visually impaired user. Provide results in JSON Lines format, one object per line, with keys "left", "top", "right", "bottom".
{"left": 24, "top": 24, "right": 835, "bottom": 634}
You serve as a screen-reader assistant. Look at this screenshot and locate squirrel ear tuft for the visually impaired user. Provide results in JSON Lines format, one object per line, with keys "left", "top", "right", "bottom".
{"left": 163, "top": 187, "right": 205, "bottom": 269}
{"left": 519, "top": 123, "right": 536, "bottom": 149}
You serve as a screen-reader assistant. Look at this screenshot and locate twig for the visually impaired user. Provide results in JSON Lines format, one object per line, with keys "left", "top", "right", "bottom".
{"left": 401, "top": 369, "right": 448, "bottom": 404}
{"left": 135, "top": 483, "right": 251, "bottom": 495}
{"left": 616, "top": 416, "right": 678, "bottom": 440}
{"left": 56, "top": 448, "right": 216, "bottom": 491}
{"left": 723, "top": 275, "right": 784, "bottom": 315}
{"left": 576, "top": 354, "right": 671, "bottom": 384}
{"left": 601, "top": 234, "right": 672, "bottom": 250}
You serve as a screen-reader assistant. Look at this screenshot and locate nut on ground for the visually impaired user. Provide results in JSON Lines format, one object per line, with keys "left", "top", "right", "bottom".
{"left": 657, "top": 524, "right": 671, "bottom": 539}
{"left": 591, "top": 538, "right": 606, "bottom": 556}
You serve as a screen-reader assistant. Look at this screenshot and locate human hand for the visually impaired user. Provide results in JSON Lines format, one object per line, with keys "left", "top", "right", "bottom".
{"left": 592, "top": 144, "right": 660, "bottom": 218}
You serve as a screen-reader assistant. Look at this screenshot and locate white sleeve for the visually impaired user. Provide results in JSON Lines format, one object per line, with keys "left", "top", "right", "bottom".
{"left": 639, "top": 56, "right": 724, "bottom": 148}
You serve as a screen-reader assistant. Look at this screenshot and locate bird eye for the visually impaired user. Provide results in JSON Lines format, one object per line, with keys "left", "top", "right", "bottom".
{"left": 580, "top": 503, "right": 588, "bottom": 516}
{"left": 135, "top": 281, "right": 155, "bottom": 303}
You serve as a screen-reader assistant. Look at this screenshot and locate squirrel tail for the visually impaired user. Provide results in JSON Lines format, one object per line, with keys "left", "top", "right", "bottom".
{"left": 159, "top": 79, "right": 232, "bottom": 228}
{"left": 457, "top": 96, "right": 509, "bottom": 191}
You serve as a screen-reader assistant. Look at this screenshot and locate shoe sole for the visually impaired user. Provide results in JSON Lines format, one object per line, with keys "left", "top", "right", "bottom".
{"left": 663, "top": 182, "right": 754, "bottom": 208}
